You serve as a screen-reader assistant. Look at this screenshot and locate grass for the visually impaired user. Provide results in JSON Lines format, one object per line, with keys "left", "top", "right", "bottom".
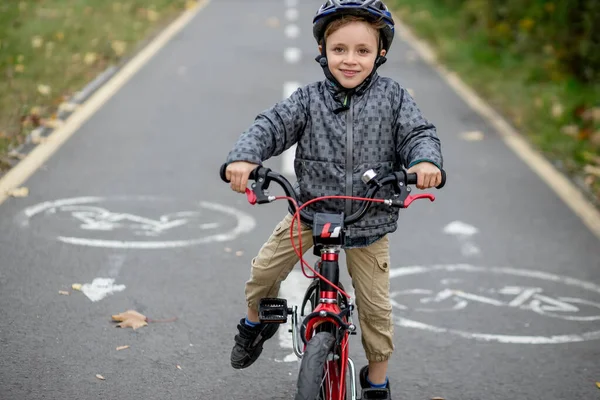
{"left": 390, "top": 0, "right": 600, "bottom": 202}
{"left": 0, "top": 0, "right": 193, "bottom": 170}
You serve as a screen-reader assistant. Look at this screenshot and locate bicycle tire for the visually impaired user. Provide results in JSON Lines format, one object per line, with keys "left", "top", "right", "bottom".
{"left": 295, "top": 331, "right": 337, "bottom": 400}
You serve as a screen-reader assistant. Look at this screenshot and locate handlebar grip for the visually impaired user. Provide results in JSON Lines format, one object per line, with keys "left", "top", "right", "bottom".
{"left": 220, "top": 163, "right": 263, "bottom": 183}
{"left": 406, "top": 169, "right": 446, "bottom": 189}
{"left": 220, "top": 163, "right": 229, "bottom": 183}
{"left": 438, "top": 169, "right": 446, "bottom": 189}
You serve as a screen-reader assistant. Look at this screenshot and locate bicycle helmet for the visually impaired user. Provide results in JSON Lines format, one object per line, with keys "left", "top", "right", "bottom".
{"left": 313, "top": 0, "right": 395, "bottom": 52}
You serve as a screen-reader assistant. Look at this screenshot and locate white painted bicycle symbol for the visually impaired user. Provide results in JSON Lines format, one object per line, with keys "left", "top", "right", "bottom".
{"left": 389, "top": 264, "right": 600, "bottom": 344}
{"left": 18, "top": 196, "right": 256, "bottom": 249}
{"left": 57, "top": 205, "right": 216, "bottom": 237}
{"left": 391, "top": 286, "right": 600, "bottom": 321}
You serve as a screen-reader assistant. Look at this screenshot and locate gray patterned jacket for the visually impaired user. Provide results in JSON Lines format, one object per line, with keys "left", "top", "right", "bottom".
{"left": 226, "top": 73, "right": 443, "bottom": 239}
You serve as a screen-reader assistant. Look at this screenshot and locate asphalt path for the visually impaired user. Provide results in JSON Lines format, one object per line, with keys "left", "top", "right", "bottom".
{"left": 0, "top": 1, "right": 599, "bottom": 399}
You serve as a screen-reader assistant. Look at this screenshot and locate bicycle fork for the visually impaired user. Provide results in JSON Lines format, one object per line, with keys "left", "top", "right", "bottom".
{"left": 288, "top": 305, "right": 358, "bottom": 400}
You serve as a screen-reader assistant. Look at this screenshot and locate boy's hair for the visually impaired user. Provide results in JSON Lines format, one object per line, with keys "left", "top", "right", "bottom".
{"left": 323, "top": 15, "right": 388, "bottom": 47}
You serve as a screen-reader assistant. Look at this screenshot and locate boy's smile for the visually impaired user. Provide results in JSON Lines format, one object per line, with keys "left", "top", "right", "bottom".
{"left": 321, "top": 20, "right": 386, "bottom": 89}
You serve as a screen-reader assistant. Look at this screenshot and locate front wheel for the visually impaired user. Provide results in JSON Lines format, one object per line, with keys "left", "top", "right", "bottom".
{"left": 295, "top": 332, "right": 341, "bottom": 400}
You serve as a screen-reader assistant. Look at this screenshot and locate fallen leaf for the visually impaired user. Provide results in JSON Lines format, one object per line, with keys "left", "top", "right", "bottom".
{"left": 6, "top": 187, "right": 29, "bottom": 197}
{"left": 551, "top": 103, "right": 564, "bottom": 118}
{"left": 596, "top": 382, "right": 600, "bottom": 389}
{"left": 116, "top": 345, "right": 130, "bottom": 351}
{"left": 84, "top": 52, "right": 97, "bottom": 65}
{"left": 7, "top": 150, "right": 26, "bottom": 160}
{"left": 111, "top": 40, "right": 127, "bottom": 57}
{"left": 112, "top": 310, "right": 148, "bottom": 330}
{"left": 72, "top": 283, "right": 82, "bottom": 291}
{"left": 459, "top": 131, "right": 484, "bottom": 141}
{"left": 58, "top": 290, "right": 70, "bottom": 295}
{"left": 30, "top": 131, "right": 48, "bottom": 144}
{"left": 585, "top": 175, "right": 596, "bottom": 187}
{"left": 224, "top": 247, "right": 232, "bottom": 253}
{"left": 235, "top": 251, "right": 244, "bottom": 256}
{"left": 147, "top": 9, "right": 159, "bottom": 21}
{"left": 176, "top": 365, "right": 182, "bottom": 370}
{"left": 96, "top": 374, "right": 105, "bottom": 380}
{"left": 31, "top": 36, "right": 44, "bottom": 48}
{"left": 431, "top": 398, "right": 445, "bottom": 400}
{"left": 42, "top": 119, "right": 62, "bottom": 129}
{"left": 584, "top": 165, "right": 600, "bottom": 178}
{"left": 561, "top": 124, "right": 579, "bottom": 137}
{"left": 58, "top": 102, "right": 78, "bottom": 113}
{"left": 37, "top": 84, "right": 51, "bottom": 96}
{"left": 591, "top": 131, "right": 600, "bottom": 147}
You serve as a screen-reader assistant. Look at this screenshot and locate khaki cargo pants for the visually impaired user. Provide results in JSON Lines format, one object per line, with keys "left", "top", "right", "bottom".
{"left": 245, "top": 213, "right": 394, "bottom": 362}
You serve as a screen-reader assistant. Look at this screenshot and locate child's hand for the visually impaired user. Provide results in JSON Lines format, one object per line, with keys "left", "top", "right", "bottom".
{"left": 226, "top": 161, "right": 260, "bottom": 193}
{"left": 406, "top": 162, "right": 442, "bottom": 190}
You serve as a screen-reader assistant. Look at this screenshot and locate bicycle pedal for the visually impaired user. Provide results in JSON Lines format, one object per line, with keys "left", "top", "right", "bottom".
{"left": 361, "top": 388, "right": 391, "bottom": 400}
{"left": 258, "top": 298, "right": 291, "bottom": 323}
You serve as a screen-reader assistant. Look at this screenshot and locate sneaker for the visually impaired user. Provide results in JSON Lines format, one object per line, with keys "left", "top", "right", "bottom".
{"left": 230, "top": 318, "right": 279, "bottom": 369}
{"left": 359, "top": 365, "right": 391, "bottom": 399}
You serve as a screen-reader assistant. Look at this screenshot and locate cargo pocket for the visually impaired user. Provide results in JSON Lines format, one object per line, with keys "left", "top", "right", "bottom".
{"left": 371, "top": 254, "right": 391, "bottom": 300}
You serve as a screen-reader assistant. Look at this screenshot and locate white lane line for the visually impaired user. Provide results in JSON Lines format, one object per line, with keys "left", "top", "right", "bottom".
{"left": 284, "top": 47, "right": 302, "bottom": 64}
{"left": 392, "top": 14, "right": 600, "bottom": 241}
{"left": 0, "top": 1, "right": 211, "bottom": 207}
{"left": 285, "top": 8, "right": 299, "bottom": 21}
{"left": 282, "top": 82, "right": 301, "bottom": 176}
{"left": 284, "top": 24, "right": 300, "bottom": 39}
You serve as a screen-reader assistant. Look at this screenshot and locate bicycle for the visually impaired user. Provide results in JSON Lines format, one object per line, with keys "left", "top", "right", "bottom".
{"left": 220, "top": 163, "right": 446, "bottom": 400}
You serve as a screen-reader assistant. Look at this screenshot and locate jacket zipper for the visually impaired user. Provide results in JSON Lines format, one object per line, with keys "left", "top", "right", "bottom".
{"left": 344, "top": 94, "right": 353, "bottom": 216}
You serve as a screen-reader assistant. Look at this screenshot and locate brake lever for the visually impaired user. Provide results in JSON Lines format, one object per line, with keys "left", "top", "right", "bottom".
{"left": 390, "top": 181, "right": 436, "bottom": 208}
{"left": 403, "top": 193, "right": 435, "bottom": 207}
{"left": 247, "top": 167, "right": 273, "bottom": 205}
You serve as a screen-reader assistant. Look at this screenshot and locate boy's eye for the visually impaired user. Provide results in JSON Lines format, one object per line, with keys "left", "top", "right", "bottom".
{"left": 333, "top": 47, "right": 344, "bottom": 53}
{"left": 358, "top": 48, "right": 370, "bottom": 54}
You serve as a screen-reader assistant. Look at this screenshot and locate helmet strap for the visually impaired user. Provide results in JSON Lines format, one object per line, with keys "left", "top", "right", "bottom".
{"left": 315, "top": 42, "right": 343, "bottom": 88}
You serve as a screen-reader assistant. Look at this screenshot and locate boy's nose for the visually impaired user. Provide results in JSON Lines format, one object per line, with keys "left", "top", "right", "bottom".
{"left": 344, "top": 54, "right": 357, "bottom": 64}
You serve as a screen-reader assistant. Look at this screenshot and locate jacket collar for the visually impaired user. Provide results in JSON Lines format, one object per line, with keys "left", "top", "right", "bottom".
{"left": 325, "top": 72, "right": 378, "bottom": 113}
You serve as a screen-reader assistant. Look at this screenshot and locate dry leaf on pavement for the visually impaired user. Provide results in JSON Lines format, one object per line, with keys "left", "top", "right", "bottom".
{"left": 596, "top": 382, "right": 600, "bottom": 389}
{"left": 72, "top": 283, "right": 82, "bottom": 291}
{"left": 96, "top": 374, "right": 105, "bottom": 380}
{"left": 112, "top": 310, "right": 148, "bottom": 330}
{"left": 116, "top": 345, "right": 130, "bottom": 351}
{"left": 176, "top": 365, "right": 182, "bottom": 370}
{"left": 6, "top": 187, "right": 29, "bottom": 197}
{"left": 58, "top": 290, "right": 70, "bottom": 295}
{"left": 460, "top": 131, "right": 484, "bottom": 141}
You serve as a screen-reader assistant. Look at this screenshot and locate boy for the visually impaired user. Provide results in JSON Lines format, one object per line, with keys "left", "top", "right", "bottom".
{"left": 223, "top": 1, "right": 443, "bottom": 398}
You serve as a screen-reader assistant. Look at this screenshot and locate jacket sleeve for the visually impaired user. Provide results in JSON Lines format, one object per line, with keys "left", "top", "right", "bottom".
{"left": 226, "top": 87, "right": 308, "bottom": 165}
{"left": 393, "top": 85, "right": 443, "bottom": 169}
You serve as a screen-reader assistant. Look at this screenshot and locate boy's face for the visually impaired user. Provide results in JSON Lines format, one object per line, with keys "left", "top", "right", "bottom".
{"left": 320, "top": 21, "right": 386, "bottom": 89}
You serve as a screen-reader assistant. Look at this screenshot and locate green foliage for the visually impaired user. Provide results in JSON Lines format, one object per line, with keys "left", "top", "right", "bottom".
{"left": 438, "top": 0, "right": 600, "bottom": 83}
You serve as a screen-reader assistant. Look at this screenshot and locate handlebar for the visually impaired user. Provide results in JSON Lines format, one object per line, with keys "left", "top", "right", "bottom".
{"left": 219, "top": 163, "right": 446, "bottom": 226}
